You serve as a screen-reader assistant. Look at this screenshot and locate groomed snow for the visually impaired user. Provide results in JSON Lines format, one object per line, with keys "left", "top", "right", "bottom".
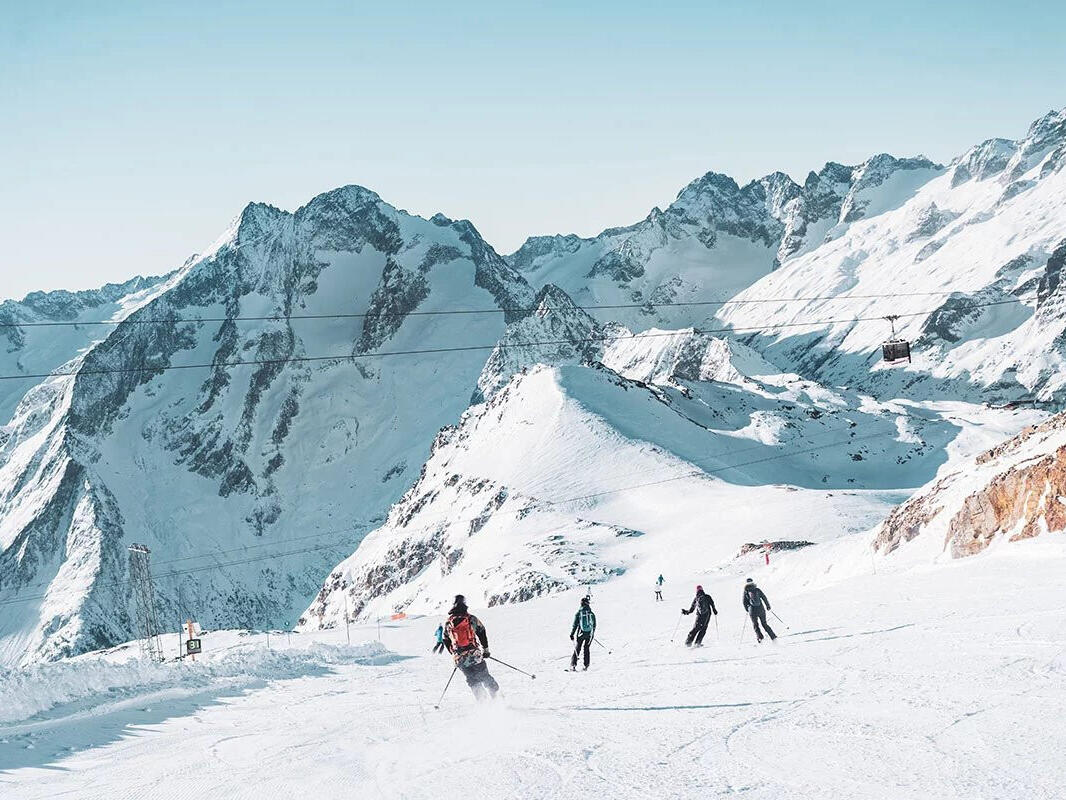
{"left": 2, "top": 534, "right": 1063, "bottom": 799}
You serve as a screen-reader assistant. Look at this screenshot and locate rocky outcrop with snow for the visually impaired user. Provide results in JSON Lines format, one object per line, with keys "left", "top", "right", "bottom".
{"left": 476, "top": 284, "right": 601, "bottom": 401}
{"left": 874, "top": 412, "right": 1066, "bottom": 558}
{"left": 299, "top": 366, "right": 649, "bottom": 625}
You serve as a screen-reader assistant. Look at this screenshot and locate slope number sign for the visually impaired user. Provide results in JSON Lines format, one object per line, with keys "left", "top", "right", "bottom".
{"left": 186, "top": 638, "right": 202, "bottom": 656}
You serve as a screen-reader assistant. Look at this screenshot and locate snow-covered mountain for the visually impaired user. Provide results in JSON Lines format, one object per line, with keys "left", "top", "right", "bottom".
{"left": 508, "top": 155, "right": 942, "bottom": 330}
{"left": 4, "top": 107, "right": 1066, "bottom": 664}
{"left": 0, "top": 186, "right": 549, "bottom": 665}
{"left": 714, "top": 108, "right": 1066, "bottom": 402}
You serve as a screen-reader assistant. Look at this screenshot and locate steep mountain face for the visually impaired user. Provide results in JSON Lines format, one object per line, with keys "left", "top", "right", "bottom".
{"left": 507, "top": 155, "right": 942, "bottom": 330}
{"left": 715, "top": 108, "right": 1066, "bottom": 403}
{"left": 874, "top": 411, "right": 1066, "bottom": 559}
{"left": 0, "top": 186, "right": 543, "bottom": 665}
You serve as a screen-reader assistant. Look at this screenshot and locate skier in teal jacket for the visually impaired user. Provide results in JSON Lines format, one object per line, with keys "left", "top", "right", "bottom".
{"left": 569, "top": 596, "right": 597, "bottom": 671}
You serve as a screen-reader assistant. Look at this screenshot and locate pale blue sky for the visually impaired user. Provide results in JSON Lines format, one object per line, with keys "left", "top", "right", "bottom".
{"left": 2, "top": 0, "right": 1064, "bottom": 299}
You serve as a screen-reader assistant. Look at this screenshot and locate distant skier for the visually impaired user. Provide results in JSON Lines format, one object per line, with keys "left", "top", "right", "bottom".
{"left": 443, "top": 595, "right": 499, "bottom": 699}
{"left": 569, "top": 596, "right": 597, "bottom": 671}
{"left": 681, "top": 585, "right": 717, "bottom": 646}
{"left": 655, "top": 574, "right": 664, "bottom": 601}
{"left": 432, "top": 623, "right": 446, "bottom": 654}
{"left": 743, "top": 578, "right": 777, "bottom": 643}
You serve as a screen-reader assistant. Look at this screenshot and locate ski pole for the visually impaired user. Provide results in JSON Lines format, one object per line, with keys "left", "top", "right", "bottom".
{"left": 738, "top": 617, "right": 747, "bottom": 644}
{"left": 669, "top": 614, "right": 683, "bottom": 642}
{"left": 434, "top": 666, "right": 458, "bottom": 710}
{"left": 487, "top": 655, "right": 537, "bottom": 680}
{"left": 593, "top": 638, "right": 612, "bottom": 655}
{"left": 714, "top": 615, "right": 720, "bottom": 642}
{"left": 770, "top": 610, "right": 791, "bottom": 630}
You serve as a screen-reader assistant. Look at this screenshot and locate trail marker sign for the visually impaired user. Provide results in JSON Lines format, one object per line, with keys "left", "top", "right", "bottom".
{"left": 186, "top": 638, "right": 202, "bottom": 656}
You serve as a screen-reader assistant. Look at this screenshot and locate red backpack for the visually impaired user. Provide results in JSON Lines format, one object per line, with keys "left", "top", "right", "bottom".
{"left": 449, "top": 614, "right": 477, "bottom": 650}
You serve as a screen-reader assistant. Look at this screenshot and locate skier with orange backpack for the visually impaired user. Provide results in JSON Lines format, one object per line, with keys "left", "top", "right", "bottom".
{"left": 443, "top": 595, "right": 500, "bottom": 699}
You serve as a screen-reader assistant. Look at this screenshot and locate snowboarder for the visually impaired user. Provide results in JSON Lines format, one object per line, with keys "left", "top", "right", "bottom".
{"left": 743, "top": 578, "right": 777, "bottom": 642}
{"left": 655, "top": 574, "right": 664, "bottom": 601}
{"left": 432, "top": 623, "right": 446, "bottom": 654}
{"left": 443, "top": 595, "right": 499, "bottom": 699}
{"left": 569, "top": 596, "right": 597, "bottom": 670}
{"left": 681, "top": 585, "right": 717, "bottom": 646}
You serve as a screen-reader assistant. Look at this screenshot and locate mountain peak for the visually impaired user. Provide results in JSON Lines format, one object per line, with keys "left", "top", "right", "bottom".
{"left": 1024, "top": 107, "right": 1066, "bottom": 143}
{"left": 300, "top": 184, "right": 383, "bottom": 212}
{"left": 675, "top": 170, "right": 741, "bottom": 202}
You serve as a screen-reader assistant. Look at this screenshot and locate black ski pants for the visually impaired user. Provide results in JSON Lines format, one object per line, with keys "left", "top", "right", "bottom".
{"left": 685, "top": 614, "right": 710, "bottom": 646}
{"left": 571, "top": 633, "right": 592, "bottom": 668}
{"left": 750, "top": 607, "right": 777, "bottom": 641}
{"left": 460, "top": 659, "right": 499, "bottom": 698}
{"left": 432, "top": 641, "right": 446, "bottom": 654}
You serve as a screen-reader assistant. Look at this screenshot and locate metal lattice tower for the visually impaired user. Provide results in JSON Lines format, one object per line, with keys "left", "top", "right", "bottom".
{"left": 128, "top": 544, "right": 164, "bottom": 661}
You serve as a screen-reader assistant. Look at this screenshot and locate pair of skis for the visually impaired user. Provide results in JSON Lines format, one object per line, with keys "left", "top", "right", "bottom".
{"left": 434, "top": 655, "right": 536, "bottom": 709}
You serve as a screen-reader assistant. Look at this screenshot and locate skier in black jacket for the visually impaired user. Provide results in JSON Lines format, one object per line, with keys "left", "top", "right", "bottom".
{"left": 743, "top": 578, "right": 777, "bottom": 642}
{"left": 681, "top": 585, "right": 717, "bottom": 647}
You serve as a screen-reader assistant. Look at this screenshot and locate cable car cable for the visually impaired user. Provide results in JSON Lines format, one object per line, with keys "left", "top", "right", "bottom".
{"left": 0, "top": 294, "right": 1038, "bottom": 383}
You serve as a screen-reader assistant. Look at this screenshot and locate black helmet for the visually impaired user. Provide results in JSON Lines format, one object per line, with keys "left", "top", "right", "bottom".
{"left": 745, "top": 578, "right": 754, "bottom": 584}
{"left": 454, "top": 594, "right": 466, "bottom": 604}
{"left": 581, "top": 596, "right": 591, "bottom": 606}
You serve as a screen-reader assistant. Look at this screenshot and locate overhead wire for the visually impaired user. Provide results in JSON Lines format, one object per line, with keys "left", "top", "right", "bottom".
{"left": 0, "top": 288, "right": 978, "bottom": 330}
{"left": 0, "top": 294, "right": 1038, "bottom": 383}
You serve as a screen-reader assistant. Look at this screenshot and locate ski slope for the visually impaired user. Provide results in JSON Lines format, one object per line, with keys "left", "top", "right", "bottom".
{"left": 2, "top": 534, "right": 1063, "bottom": 799}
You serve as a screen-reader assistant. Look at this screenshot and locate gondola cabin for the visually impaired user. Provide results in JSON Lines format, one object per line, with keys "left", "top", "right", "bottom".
{"left": 881, "top": 338, "right": 911, "bottom": 365}
{"left": 880, "top": 315, "right": 911, "bottom": 365}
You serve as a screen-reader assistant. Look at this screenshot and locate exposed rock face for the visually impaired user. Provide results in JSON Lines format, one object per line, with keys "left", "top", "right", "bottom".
{"left": 946, "top": 447, "right": 1066, "bottom": 556}
{"left": 736, "top": 540, "right": 814, "bottom": 557}
{"left": 875, "top": 413, "right": 1066, "bottom": 557}
{"left": 950, "top": 138, "right": 1017, "bottom": 187}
